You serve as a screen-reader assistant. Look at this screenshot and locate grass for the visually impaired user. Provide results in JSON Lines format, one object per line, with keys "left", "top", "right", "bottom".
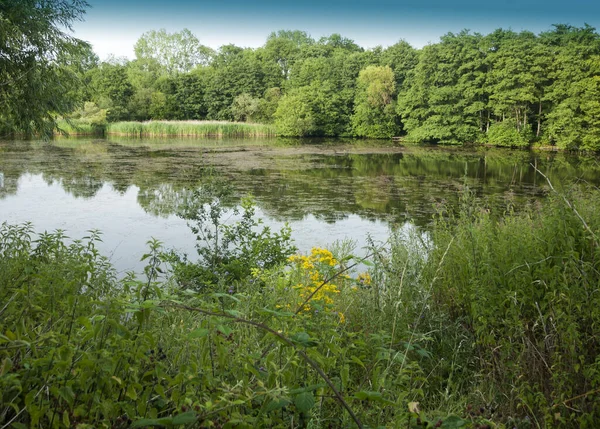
{"left": 106, "top": 120, "right": 277, "bottom": 138}
{"left": 2, "top": 182, "right": 600, "bottom": 428}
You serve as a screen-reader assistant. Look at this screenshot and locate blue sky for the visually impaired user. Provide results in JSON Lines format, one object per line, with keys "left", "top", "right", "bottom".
{"left": 73, "top": 0, "right": 600, "bottom": 60}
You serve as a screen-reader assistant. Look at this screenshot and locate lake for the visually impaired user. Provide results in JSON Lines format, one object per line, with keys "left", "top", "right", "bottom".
{"left": 1, "top": 137, "right": 599, "bottom": 274}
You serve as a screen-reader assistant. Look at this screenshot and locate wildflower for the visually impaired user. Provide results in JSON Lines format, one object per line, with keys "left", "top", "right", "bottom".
{"left": 357, "top": 272, "right": 371, "bottom": 286}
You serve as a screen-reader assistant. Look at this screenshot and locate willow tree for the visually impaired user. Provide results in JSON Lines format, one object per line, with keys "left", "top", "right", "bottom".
{"left": 351, "top": 65, "right": 399, "bottom": 138}
{"left": 0, "top": 0, "right": 91, "bottom": 137}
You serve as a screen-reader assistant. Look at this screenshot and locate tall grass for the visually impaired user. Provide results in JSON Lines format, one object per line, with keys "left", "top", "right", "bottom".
{"left": 367, "top": 184, "right": 600, "bottom": 426}
{"left": 106, "top": 120, "right": 277, "bottom": 138}
{"left": 3, "top": 184, "right": 600, "bottom": 428}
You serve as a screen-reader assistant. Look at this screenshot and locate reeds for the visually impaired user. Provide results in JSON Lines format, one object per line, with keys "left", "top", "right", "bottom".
{"left": 106, "top": 120, "right": 277, "bottom": 138}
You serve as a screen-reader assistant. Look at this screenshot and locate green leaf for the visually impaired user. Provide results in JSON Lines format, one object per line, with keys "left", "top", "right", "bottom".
{"left": 260, "top": 308, "right": 294, "bottom": 317}
{"left": 294, "top": 392, "right": 315, "bottom": 413}
{"left": 187, "top": 328, "right": 210, "bottom": 339}
{"left": 350, "top": 356, "right": 366, "bottom": 368}
{"left": 353, "top": 390, "right": 394, "bottom": 405}
{"left": 265, "top": 398, "right": 291, "bottom": 412}
{"left": 211, "top": 292, "right": 240, "bottom": 302}
{"left": 126, "top": 385, "right": 138, "bottom": 400}
{"left": 289, "top": 384, "right": 326, "bottom": 395}
{"left": 217, "top": 325, "right": 233, "bottom": 336}
{"left": 225, "top": 309, "right": 243, "bottom": 318}
{"left": 131, "top": 418, "right": 171, "bottom": 427}
{"left": 62, "top": 411, "right": 70, "bottom": 427}
{"left": 341, "top": 364, "right": 350, "bottom": 387}
{"left": 416, "top": 348, "right": 432, "bottom": 359}
{"left": 440, "top": 415, "right": 468, "bottom": 428}
{"left": 290, "top": 332, "right": 318, "bottom": 347}
{"left": 172, "top": 411, "right": 197, "bottom": 425}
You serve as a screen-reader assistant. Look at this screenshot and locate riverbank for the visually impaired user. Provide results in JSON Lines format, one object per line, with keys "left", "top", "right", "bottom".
{"left": 54, "top": 119, "right": 277, "bottom": 138}
{"left": 107, "top": 120, "right": 277, "bottom": 138}
{"left": 2, "top": 188, "right": 599, "bottom": 427}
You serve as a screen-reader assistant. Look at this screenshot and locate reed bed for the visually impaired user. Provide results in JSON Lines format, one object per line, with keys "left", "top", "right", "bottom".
{"left": 106, "top": 120, "right": 277, "bottom": 138}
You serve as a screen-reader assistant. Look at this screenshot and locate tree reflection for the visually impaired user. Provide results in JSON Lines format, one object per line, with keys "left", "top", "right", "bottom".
{"left": 0, "top": 139, "right": 599, "bottom": 227}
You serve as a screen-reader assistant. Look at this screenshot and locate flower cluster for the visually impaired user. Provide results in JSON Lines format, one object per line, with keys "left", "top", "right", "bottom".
{"left": 288, "top": 247, "right": 342, "bottom": 308}
{"left": 357, "top": 272, "right": 371, "bottom": 287}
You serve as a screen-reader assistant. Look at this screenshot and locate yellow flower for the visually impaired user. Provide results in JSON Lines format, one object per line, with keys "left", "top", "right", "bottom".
{"left": 357, "top": 272, "right": 371, "bottom": 286}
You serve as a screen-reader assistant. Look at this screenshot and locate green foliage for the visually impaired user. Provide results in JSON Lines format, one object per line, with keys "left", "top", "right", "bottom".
{"left": 106, "top": 120, "right": 276, "bottom": 137}
{"left": 7, "top": 9, "right": 600, "bottom": 147}
{"left": 421, "top": 186, "right": 600, "bottom": 426}
{"left": 3, "top": 183, "right": 600, "bottom": 427}
{"left": 0, "top": 0, "right": 92, "bottom": 137}
{"left": 170, "top": 177, "right": 296, "bottom": 289}
{"left": 398, "top": 31, "right": 486, "bottom": 145}
{"left": 134, "top": 28, "right": 214, "bottom": 74}
{"left": 87, "top": 61, "right": 134, "bottom": 121}
{"left": 486, "top": 119, "right": 532, "bottom": 147}
{"left": 351, "top": 65, "right": 400, "bottom": 138}
{"left": 231, "top": 93, "right": 261, "bottom": 122}
{"left": 274, "top": 82, "right": 350, "bottom": 137}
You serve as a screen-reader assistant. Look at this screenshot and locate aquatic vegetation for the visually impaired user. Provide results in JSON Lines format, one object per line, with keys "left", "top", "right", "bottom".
{"left": 106, "top": 120, "right": 277, "bottom": 138}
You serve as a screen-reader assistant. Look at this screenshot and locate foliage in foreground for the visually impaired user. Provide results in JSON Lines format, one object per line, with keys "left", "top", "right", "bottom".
{"left": 2, "top": 184, "right": 600, "bottom": 428}
{"left": 0, "top": 0, "right": 94, "bottom": 138}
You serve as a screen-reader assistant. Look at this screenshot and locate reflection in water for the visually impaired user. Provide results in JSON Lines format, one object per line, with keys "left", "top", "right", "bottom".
{"left": 1, "top": 138, "right": 599, "bottom": 272}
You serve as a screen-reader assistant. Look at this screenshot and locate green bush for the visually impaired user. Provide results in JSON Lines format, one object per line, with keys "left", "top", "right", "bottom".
{"left": 486, "top": 119, "right": 533, "bottom": 148}
{"left": 3, "top": 183, "right": 600, "bottom": 428}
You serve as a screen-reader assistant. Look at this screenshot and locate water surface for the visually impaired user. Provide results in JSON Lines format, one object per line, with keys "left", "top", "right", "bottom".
{"left": 1, "top": 137, "right": 598, "bottom": 274}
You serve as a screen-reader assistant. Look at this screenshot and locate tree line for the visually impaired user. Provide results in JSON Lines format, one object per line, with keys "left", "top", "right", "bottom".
{"left": 72, "top": 25, "right": 600, "bottom": 149}
{"left": 2, "top": 2, "right": 600, "bottom": 149}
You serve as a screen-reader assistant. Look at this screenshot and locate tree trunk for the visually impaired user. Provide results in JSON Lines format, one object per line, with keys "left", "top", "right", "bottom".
{"left": 536, "top": 100, "right": 542, "bottom": 137}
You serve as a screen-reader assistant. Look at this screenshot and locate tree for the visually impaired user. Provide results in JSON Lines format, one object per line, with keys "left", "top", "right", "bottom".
{"left": 204, "top": 47, "right": 272, "bottom": 120}
{"left": 381, "top": 40, "right": 419, "bottom": 88}
{"left": 274, "top": 82, "right": 350, "bottom": 137}
{"left": 485, "top": 31, "right": 539, "bottom": 144}
{"left": 542, "top": 25, "right": 600, "bottom": 149}
{"left": 87, "top": 61, "right": 134, "bottom": 121}
{"left": 0, "top": 0, "right": 91, "bottom": 137}
{"left": 351, "top": 65, "right": 400, "bottom": 138}
{"left": 398, "top": 31, "right": 487, "bottom": 144}
{"left": 134, "top": 28, "right": 214, "bottom": 74}
{"left": 264, "top": 30, "right": 314, "bottom": 79}
{"left": 231, "top": 93, "right": 261, "bottom": 122}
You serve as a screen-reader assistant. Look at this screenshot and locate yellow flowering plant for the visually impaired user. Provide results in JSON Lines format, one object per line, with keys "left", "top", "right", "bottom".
{"left": 287, "top": 247, "right": 349, "bottom": 323}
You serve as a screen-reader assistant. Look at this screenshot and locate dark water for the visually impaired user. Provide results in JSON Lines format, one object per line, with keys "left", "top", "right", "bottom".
{"left": 1, "top": 137, "right": 599, "bottom": 274}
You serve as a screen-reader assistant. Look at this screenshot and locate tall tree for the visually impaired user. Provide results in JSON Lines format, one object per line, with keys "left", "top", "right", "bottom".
{"left": 134, "top": 28, "right": 213, "bottom": 74}
{"left": 398, "top": 31, "right": 487, "bottom": 144}
{"left": 0, "top": 0, "right": 91, "bottom": 137}
{"left": 351, "top": 65, "right": 400, "bottom": 138}
{"left": 264, "top": 30, "right": 314, "bottom": 79}
{"left": 542, "top": 25, "right": 600, "bottom": 149}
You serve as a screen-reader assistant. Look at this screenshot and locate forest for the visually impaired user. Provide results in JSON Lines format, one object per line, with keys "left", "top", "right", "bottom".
{"left": 2, "top": 0, "right": 600, "bottom": 148}
{"left": 38, "top": 26, "right": 600, "bottom": 149}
